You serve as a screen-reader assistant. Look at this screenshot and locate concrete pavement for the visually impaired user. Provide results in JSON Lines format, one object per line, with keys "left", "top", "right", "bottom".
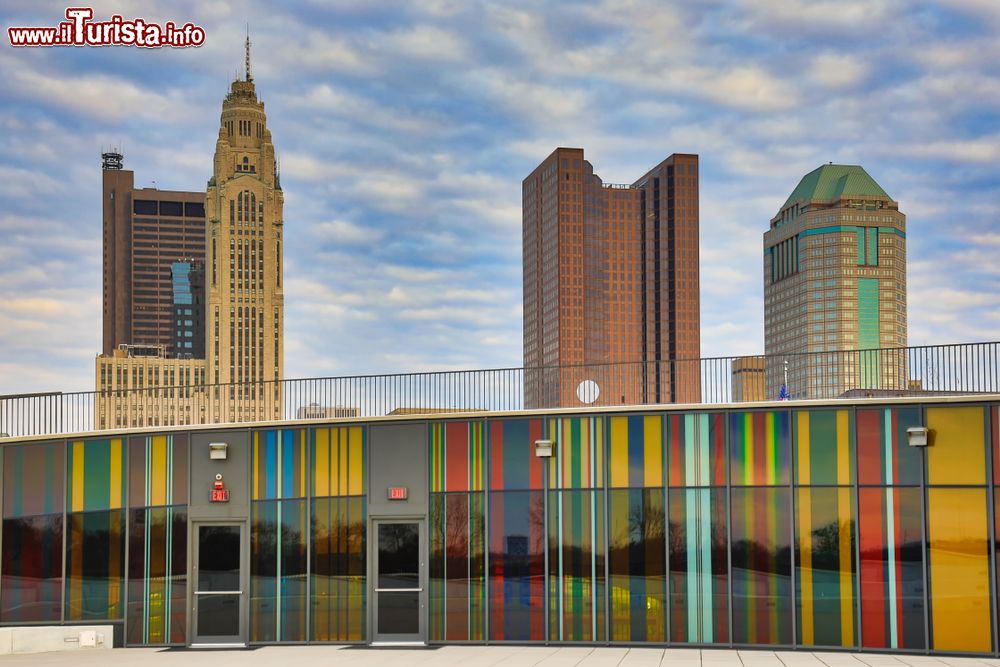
{"left": 3, "top": 646, "right": 999, "bottom": 667}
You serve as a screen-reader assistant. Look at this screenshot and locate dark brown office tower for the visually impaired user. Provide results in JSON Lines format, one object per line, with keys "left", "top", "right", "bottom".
{"left": 523, "top": 148, "right": 700, "bottom": 409}
{"left": 101, "top": 151, "right": 207, "bottom": 357}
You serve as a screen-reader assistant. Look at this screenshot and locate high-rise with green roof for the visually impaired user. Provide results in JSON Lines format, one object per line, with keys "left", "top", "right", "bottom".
{"left": 763, "top": 164, "right": 908, "bottom": 399}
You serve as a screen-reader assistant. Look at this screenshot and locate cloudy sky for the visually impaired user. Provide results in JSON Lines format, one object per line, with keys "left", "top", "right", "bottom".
{"left": 1, "top": 0, "right": 999, "bottom": 394}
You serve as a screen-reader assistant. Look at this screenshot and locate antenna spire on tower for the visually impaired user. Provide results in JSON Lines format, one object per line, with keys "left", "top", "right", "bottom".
{"left": 245, "top": 26, "right": 253, "bottom": 82}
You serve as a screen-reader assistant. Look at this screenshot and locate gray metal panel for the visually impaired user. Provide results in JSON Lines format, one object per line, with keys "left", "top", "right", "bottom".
{"left": 188, "top": 430, "right": 250, "bottom": 520}
{"left": 369, "top": 423, "right": 427, "bottom": 519}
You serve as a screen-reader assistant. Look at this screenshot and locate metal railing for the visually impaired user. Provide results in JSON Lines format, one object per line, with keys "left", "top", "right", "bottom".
{"left": 1, "top": 341, "right": 998, "bottom": 439}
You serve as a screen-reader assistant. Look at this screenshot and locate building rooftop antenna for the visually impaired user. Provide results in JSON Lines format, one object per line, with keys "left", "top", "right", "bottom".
{"left": 245, "top": 26, "right": 253, "bottom": 83}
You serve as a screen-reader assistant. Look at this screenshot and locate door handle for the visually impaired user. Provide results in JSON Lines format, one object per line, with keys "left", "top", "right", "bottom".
{"left": 374, "top": 588, "right": 423, "bottom": 593}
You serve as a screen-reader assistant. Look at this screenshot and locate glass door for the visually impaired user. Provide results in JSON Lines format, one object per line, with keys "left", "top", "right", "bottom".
{"left": 373, "top": 521, "right": 425, "bottom": 644}
{"left": 191, "top": 523, "right": 246, "bottom": 646}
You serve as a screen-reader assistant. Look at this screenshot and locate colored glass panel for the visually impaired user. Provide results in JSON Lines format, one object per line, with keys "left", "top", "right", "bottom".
{"left": 67, "top": 438, "right": 125, "bottom": 512}
{"left": 668, "top": 488, "right": 728, "bottom": 643}
{"left": 667, "top": 413, "right": 725, "bottom": 487}
{"left": 729, "top": 411, "right": 790, "bottom": 486}
{"left": 251, "top": 499, "right": 307, "bottom": 642}
{"left": 488, "top": 419, "right": 543, "bottom": 490}
{"left": 795, "top": 410, "right": 854, "bottom": 485}
{"left": 795, "top": 487, "right": 856, "bottom": 647}
{"left": 429, "top": 421, "right": 485, "bottom": 493}
{"left": 857, "top": 408, "right": 922, "bottom": 486}
{"left": 608, "top": 488, "right": 666, "bottom": 642}
{"left": 926, "top": 406, "right": 986, "bottom": 485}
{"left": 488, "top": 490, "right": 544, "bottom": 640}
{"left": 428, "top": 493, "right": 486, "bottom": 641}
{"left": 731, "top": 487, "right": 792, "bottom": 645}
{"left": 927, "top": 488, "right": 991, "bottom": 652}
{"left": 128, "top": 434, "right": 188, "bottom": 507}
{"left": 3, "top": 442, "right": 63, "bottom": 518}
{"left": 312, "top": 426, "right": 365, "bottom": 497}
{"left": 548, "top": 489, "right": 606, "bottom": 642}
{"left": 992, "top": 406, "right": 999, "bottom": 485}
{"left": 0, "top": 514, "right": 62, "bottom": 622}
{"left": 252, "top": 429, "right": 307, "bottom": 500}
{"left": 548, "top": 417, "right": 605, "bottom": 489}
{"left": 858, "top": 487, "right": 924, "bottom": 650}
{"left": 126, "top": 506, "right": 187, "bottom": 645}
{"left": 609, "top": 415, "right": 663, "bottom": 488}
{"left": 858, "top": 278, "right": 880, "bottom": 387}
{"left": 311, "top": 496, "right": 366, "bottom": 641}
{"left": 65, "top": 509, "right": 125, "bottom": 620}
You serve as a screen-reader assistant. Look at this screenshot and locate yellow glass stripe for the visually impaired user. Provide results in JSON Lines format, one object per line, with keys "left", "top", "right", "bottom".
{"left": 836, "top": 411, "right": 850, "bottom": 484}
{"left": 610, "top": 417, "right": 628, "bottom": 488}
{"left": 643, "top": 416, "right": 662, "bottom": 487}
{"left": 109, "top": 438, "right": 122, "bottom": 509}
{"left": 927, "top": 407, "right": 986, "bottom": 485}
{"left": 338, "top": 428, "right": 348, "bottom": 496}
{"left": 315, "top": 429, "right": 330, "bottom": 496}
{"left": 797, "top": 412, "right": 811, "bottom": 485}
{"left": 348, "top": 426, "right": 363, "bottom": 496}
{"left": 837, "top": 487, "right": 854, "bottom": 645}
{"left": 252, "top": 431, "right": 260, "bottom": 500}
{"left": 928, "top": 488, "right": 991, "bottom": 651}
{"left": 744, "top": 413, "right": 754, "bottom": 484}
{"left": 72, "top": 440, "right": 85, "bottom": 512}
{"left": 798, "top": 488, "right": 813, "bottom": 645}
{"left": 151, "top": 435, "right": 167, "bottom": 506}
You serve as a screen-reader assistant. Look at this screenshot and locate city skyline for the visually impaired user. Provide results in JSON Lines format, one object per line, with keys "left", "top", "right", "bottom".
{"left": 2, "top": 1, "right": 999, "bottom": 394}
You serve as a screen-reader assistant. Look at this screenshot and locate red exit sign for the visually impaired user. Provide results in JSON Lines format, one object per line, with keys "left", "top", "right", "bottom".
{"left": 210, "top": 488, "right": 230, "bottom": 503}
{"left": 387, "top": 486, "right": 408, "bottom": 500}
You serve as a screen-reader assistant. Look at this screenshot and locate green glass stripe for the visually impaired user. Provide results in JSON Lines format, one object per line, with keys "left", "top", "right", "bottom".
{"left": 685, "top": 489, "right": 698, "bottom": 639}
{"left": 571, "top": 419, "right": 582, "bottom": 488}
{"left": 700, "top": 489, "right": 712, "bottom": 641}
{"left": 89, "top": 439, "right": 112, "bottom": 511}
{"left": 867, "top": 228, "right": 878, "bottom": 266}
{"left": 698, "top": 414, "right": 710, "bottom": 486}
{"left": 9, "top": 448, "right": 24, "bottom": 517}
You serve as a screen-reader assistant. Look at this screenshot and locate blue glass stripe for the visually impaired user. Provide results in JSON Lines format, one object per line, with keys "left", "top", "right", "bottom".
{"left": 282, "top": 430, "right": 295, "bottom": 497}
{"left": 265, "top": 430, "right": 277, "bottom": 499}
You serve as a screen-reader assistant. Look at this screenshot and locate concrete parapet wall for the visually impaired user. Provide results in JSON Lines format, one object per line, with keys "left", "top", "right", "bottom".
{"left": 0, "top": 625, "right": 112, "bottom": 655}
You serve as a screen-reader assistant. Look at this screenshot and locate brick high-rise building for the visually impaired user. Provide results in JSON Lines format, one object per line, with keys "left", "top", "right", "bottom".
{"left": 101, "top": 152, "right": 206, "bottom": 358}
{"left": 763, "top": 164, "right": 907, "bottom": 399}
{"left": 522, "top": 147, "right": 701, "bottom": 409}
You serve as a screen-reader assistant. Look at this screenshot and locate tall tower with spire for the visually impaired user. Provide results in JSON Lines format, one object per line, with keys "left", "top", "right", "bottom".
{"left": 205, "top": 37, "right": 285, "bottom": 419}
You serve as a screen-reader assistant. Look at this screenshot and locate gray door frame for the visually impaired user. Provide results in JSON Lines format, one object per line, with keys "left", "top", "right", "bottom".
{"left": 370, "top": 517, "right": 427, "bottom": 644}
{"left": 188, "top": 520, "right": 248, "bottom": 647}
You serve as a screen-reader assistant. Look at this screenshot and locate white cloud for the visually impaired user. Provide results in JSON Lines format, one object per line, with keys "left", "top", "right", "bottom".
{"left": 809, "top": 53, "right": 869, "bottom": 89}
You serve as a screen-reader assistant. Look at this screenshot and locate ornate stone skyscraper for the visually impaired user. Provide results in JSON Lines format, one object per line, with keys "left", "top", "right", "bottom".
{"left": 205, "top": 37, "right": 284, "bottom": 419}
{"left": 96, "top": 40, "right": 284, "bottom": 427}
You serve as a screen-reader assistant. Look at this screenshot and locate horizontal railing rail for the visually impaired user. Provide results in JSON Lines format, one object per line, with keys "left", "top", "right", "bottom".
{"left": 0, "top": 341, "right": 997, "bottom": 439}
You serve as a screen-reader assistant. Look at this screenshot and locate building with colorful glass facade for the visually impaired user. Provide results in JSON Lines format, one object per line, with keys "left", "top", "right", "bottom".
{"left": 1, "top": 395, "right": 998, "bottom": 654}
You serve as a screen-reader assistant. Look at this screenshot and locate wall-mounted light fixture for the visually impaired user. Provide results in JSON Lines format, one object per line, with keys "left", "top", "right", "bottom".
{"left": 208, "top": 442, "right": 229, "bottom": 460}
{"left": 534, "top": 439, "right": 554, "bottom": 458}
{"left": 906, "top": 426, "right": 930, "bottom": 447}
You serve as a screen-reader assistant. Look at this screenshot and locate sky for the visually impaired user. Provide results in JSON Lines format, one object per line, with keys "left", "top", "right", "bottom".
{"left": 1, "top": 0, "right": 999, "bottom": 395}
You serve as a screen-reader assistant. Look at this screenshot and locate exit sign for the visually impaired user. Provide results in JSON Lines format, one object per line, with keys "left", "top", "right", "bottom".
{"left": 387, "top": 486, "right": 408, "bottom": 500}
{"left": 210, "top": 488, "right": 230, "bottom": 503}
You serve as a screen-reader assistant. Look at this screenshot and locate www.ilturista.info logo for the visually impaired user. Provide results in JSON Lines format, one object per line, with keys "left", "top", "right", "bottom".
{"left": 8, "top": 7, "right": 206, "bottom": 48}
